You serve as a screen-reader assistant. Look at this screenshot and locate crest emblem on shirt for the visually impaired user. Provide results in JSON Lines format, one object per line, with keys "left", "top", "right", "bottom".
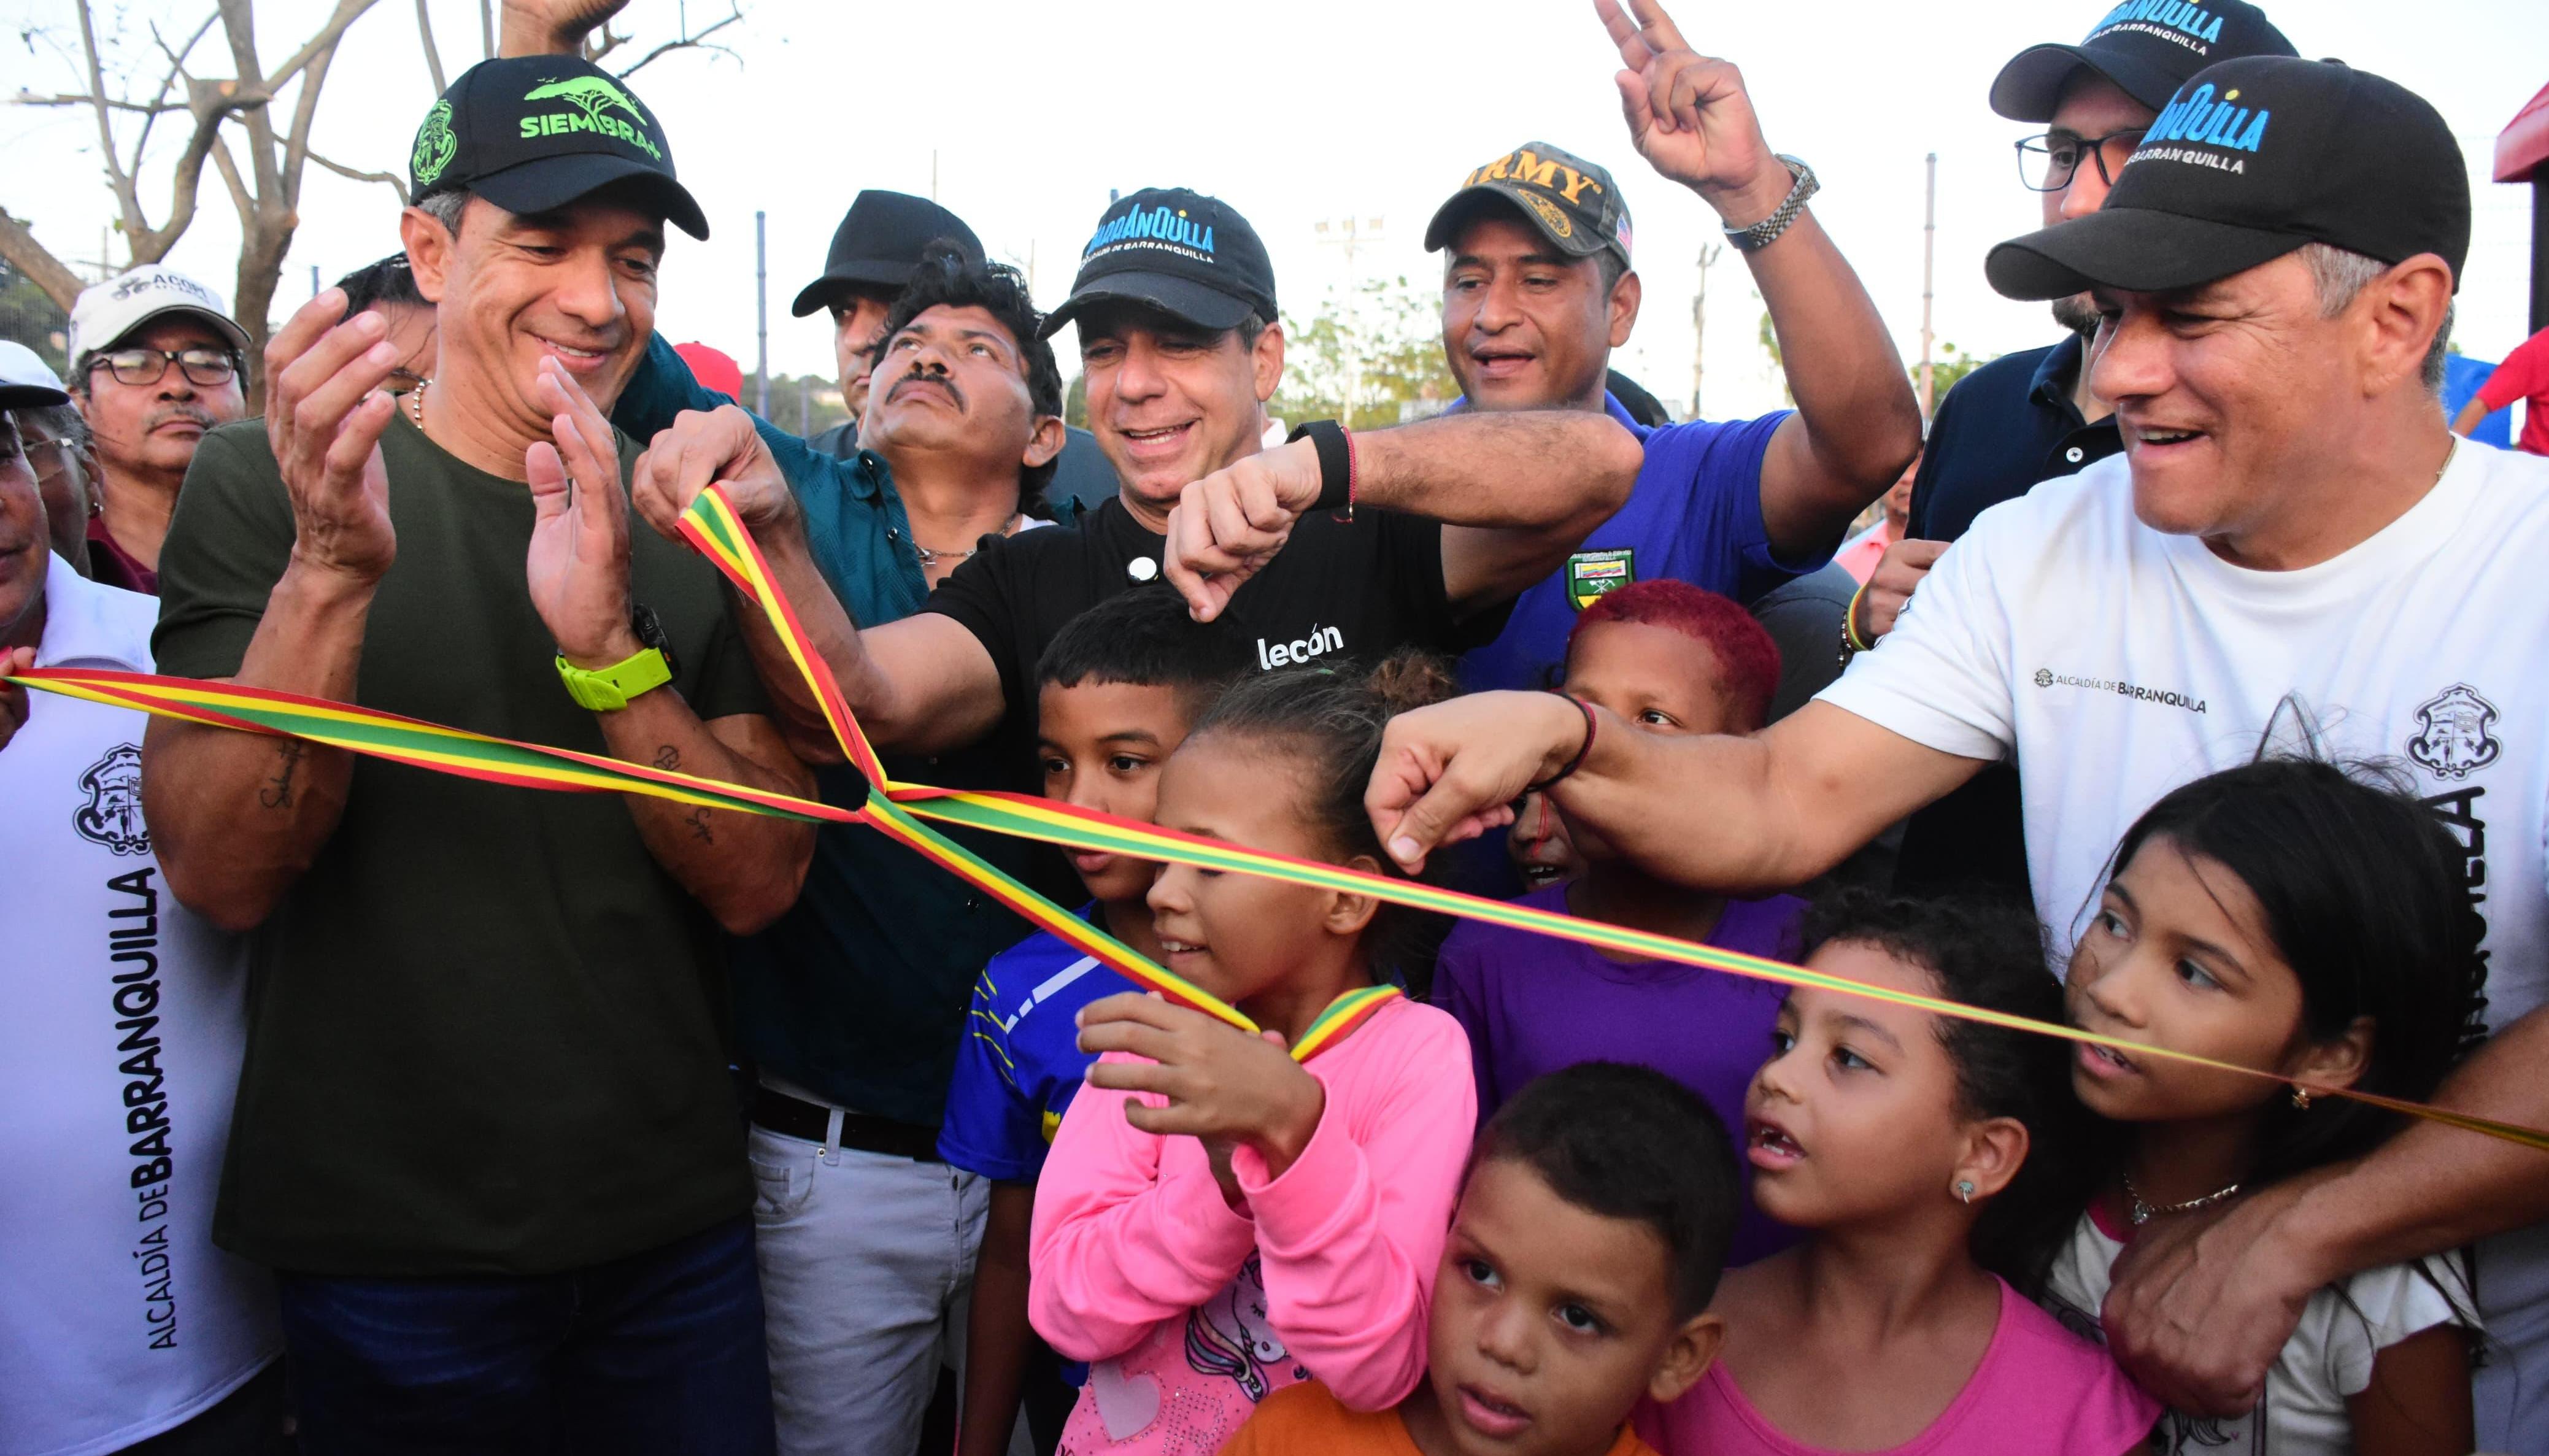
{"left": 1565, "top": 548, "right": 1635, "bottom": 611}
{"left": 73, "top": 744, "right": 150, "bottom": 857}
{"left": 2407, "top": 684, "right": 2501, "bottom": 782}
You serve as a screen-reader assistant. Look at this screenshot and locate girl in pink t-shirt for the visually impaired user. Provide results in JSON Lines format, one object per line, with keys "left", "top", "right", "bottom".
{"left": 1028, "top": 660, "right": 1476, "bottom": 1456}
{"left": 1640, "top": 890, "right": 2158, "bottom": 1456}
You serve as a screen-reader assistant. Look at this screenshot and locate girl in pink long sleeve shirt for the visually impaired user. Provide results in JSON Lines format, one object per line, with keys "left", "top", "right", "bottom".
{"left": 1029, "top": 660, "right": 1478, "bottom": 1455}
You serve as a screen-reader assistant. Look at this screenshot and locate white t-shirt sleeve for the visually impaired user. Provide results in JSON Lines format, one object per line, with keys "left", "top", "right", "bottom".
{"left": 2314, "top": 1254, "right": 2475, "bottom": 1398}
{"left": 1814, "top": 515, "right": 2021, "bottom": 763}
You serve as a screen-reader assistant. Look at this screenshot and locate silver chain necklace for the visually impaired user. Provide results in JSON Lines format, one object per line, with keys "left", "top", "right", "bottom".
{"left": 2121, "top": 1169, "right": 2242, "bottom": 1227}
{"left": 913, "top": 513, "right": 1023, "bottom": 569}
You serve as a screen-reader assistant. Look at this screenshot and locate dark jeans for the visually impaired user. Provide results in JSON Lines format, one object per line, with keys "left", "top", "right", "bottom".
{"left": 276, "top": 1216, "right": 774, "bottom": 1456}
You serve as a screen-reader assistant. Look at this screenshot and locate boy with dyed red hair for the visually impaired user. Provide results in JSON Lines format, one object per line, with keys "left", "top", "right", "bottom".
{"left": 1434, "top": 581, "right": 1803, "bottom": 1263}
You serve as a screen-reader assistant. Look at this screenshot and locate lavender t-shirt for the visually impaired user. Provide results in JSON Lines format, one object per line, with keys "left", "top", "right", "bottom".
{"left": 1432, "top": 882, "right": 1807, "bottom": 1265}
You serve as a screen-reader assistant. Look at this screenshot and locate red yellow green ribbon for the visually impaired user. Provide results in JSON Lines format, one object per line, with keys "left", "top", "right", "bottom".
{"left": 2, "top": 482, "right": 2535, "bottom": 1142}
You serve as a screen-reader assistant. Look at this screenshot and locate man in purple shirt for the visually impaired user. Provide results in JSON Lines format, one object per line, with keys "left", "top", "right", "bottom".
{"left": 1438, "top": 0, "right": 1918, "bottom": 693}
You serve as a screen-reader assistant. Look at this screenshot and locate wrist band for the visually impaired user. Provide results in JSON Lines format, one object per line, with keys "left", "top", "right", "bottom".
{"left": 1528, "top": 691, "right": 1598, "bottom": 793}
{"left": 1287, "top": 419, "right": 1353, "bottom": 514}
{"left": 1842, "top": 578, "right": 1874, "bottom": 654}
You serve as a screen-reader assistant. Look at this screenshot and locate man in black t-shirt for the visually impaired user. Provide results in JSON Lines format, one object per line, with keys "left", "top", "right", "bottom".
{"left": 631, "top": 187, "right": 1642, "bottom": 768}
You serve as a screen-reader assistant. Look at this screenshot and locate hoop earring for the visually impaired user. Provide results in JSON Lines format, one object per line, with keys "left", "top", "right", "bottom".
{"left": 1954, "top": 1179, "right": 1976, "bottom": 1204}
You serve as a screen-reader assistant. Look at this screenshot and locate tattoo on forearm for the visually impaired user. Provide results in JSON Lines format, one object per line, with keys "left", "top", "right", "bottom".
{"left": 654, "top": 745, "right": 681, "bottom": 771}
{"left": 259, "top": 739, "right": 305, "bottom": 809}
{"left": 684, "top": 806, "right": 714, "bottom": 844}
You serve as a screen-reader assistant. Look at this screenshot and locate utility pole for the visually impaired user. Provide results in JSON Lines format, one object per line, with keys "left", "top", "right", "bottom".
{"left": 755, "top": 210, "right": 770, "bottom": 417}
{"left": 1919, "top": 152, "right": 1938, "bottom": 421}
{"left": 1691, "top": 243, "right": 1721, "bottom": 421}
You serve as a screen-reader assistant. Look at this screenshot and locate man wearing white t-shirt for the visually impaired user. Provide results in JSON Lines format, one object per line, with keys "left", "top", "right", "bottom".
{"left": 0, "top": 361, "right": 284, "bottom": 1448}
{"left": 1362, "top": 57, "right": 2549, "bottom": 1452}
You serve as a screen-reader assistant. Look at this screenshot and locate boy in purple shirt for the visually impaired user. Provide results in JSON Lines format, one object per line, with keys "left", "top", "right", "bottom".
{"left": 1434, "top": 582, "right": 1804, "bottom": 1263}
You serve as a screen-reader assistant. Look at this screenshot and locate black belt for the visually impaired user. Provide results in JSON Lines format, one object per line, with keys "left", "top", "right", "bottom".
{"left": 751, "top": 1086, "right": 943, "bottom": 1161}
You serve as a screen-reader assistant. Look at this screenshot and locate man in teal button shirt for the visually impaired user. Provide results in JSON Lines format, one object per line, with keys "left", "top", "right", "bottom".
{"left": 614, "top": 248, "right": 1075, "bottom": 1454}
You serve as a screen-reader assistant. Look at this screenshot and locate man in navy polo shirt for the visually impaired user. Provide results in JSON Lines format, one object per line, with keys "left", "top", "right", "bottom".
{"left": 1870, "top": 0, "right": 2296, "bottom": 898}
{"left": 1446, "top": 0, "right": 1922, "bottom": 695}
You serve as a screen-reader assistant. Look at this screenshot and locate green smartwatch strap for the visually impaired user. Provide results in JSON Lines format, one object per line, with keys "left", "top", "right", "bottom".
{"left": 555, "top": 644, "right": 673, "bottom": 712}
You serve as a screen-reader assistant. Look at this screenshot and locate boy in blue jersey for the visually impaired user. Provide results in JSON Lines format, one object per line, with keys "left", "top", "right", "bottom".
{"left": 936, "top": 585, "right": 1248, "bottom": 1455}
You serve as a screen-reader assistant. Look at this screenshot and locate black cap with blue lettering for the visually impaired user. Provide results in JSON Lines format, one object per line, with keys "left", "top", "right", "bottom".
{"left": 1985, "top": 57, "right": 2469, "bottom": 300}
{"left": 407, "top": 56, "right": 707, "bottom": 239}
{"left": 1040, "top": 188, "right": 1278, "bottom": 339}
{"left": 1991, "top": 1, "right": 2296, "bottom": 121}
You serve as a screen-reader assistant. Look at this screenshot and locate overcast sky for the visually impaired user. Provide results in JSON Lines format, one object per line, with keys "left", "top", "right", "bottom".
{"left": 7, "top": 0, "right": 2545, "bottom": 422}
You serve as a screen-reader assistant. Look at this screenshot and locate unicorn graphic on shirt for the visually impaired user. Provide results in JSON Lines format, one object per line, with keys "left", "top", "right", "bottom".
{"left": 1183, "top": 1255, "right": 1293, "bottom": 1401}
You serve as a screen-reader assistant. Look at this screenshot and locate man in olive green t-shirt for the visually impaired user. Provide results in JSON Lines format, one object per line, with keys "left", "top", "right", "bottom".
{"left": 142, "top": 56, "right": 812, "bottom": 1453}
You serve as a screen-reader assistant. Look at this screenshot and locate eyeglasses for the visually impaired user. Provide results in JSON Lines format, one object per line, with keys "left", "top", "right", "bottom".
{"left": 2015, "top": 130, "right": 2148, "bottom": 193}
{"left": 87, "top": 345, "right": 239, "bottom": 388}
{"left": 21, "top": 435, "right": 74, "bottom": 482}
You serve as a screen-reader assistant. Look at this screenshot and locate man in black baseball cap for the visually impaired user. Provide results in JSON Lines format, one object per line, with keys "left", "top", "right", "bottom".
{"left": 1867, "top": 0, "right": 2294, "bottom": 912}
{"left": 145, "top": 52, "right": 811, "bottom": 1450}
{"left": 1905, "top": 0, "right": 2298, "bottom": 547}
{"left": 1972, "top": 59, "right": 2549, "bottom": 1456}
{"left": 792, "top": 191, "right": 984, "bottom": 431}
{"left": 621, "top": 171, "right": 1646, "bottom": 838}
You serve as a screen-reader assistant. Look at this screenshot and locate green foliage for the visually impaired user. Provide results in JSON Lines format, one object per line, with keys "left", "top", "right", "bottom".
{"left": 1917, "top": 341, "right": 1993, "bottom": 403}
{"left": 1271, "top": 274, "right": 1460, "bottom": 431}
{"left": 0, "top": 260, "right": 71, "bottom": 374}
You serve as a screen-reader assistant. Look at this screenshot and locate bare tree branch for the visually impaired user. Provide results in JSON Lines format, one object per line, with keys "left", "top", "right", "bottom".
{"left": 74, "top": 0, "right": 144, "bottom": 253}
{"left": 12, "top": 92, "right": 191, "bottom": 115}
{"left": 614, "top": 7, "right": 742, "bottom": 78}
{"left": 307, "top": 148, "right": 407, "bottom": 203}
{"left": 256, "top": 0, "right": 385, "bottom": 104}
{"left": 206, "top": 129, "right": 254, "bottom": 225}
{"left": 414, "top": 0, "right": 447, "bottom": 94}
{"left": 138, "top": 14, "right": 222, "bottom": 169}
{"left": 0, "top": 207, "right": 88, "bottom": 311}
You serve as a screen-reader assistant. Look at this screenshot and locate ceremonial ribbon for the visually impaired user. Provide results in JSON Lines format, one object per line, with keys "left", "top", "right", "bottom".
{"left": 10, "top": 484, "right": 2545, "bottom": 1148}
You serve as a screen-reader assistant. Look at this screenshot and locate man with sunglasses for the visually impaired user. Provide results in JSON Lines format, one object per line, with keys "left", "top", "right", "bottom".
{"left": 64, "top": 266, "right": 250, "bottom": 594}
{"left": 1852, "top": 0, "right": 2295, "bottom": 902}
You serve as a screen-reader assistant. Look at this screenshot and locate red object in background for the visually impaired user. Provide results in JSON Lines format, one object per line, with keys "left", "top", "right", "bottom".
{"left": 673, "top": 342, "right": 746, "bottom": 401}
{"left": 2497, "top": 83, "right": 2549, "bottom": 183}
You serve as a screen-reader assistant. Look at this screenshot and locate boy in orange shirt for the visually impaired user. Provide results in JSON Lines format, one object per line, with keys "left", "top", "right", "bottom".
{"left": 1220, "top": 1063, "right": 1735, "bottom": 1456}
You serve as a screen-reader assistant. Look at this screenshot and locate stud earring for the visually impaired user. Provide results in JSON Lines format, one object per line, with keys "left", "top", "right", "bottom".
{"left": 2291, "top": 1086, "right": 2313, "bottom": 1111}
{"left": 1954, "top": 1179, "right": 1976, "bottom": 1203}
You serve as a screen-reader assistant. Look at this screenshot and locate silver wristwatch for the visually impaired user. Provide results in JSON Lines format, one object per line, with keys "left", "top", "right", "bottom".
{"left": 1724, "top": 155, "right": 1818, "bottom": 253}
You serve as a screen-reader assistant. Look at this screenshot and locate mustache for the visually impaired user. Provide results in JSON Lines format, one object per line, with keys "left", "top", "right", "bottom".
{"left": 887, "top": 368, "right": 965, "bottom": 411}
{"left": 145, "top": 403, "right": 220, "bottom": 433}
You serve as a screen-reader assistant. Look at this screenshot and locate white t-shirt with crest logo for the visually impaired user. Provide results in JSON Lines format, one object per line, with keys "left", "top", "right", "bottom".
{"left": 1817, "top": 438, "right": 2549, "bottom": 1451}
{"left": 1, "top": 553, "right": 279, "bottom": 1455}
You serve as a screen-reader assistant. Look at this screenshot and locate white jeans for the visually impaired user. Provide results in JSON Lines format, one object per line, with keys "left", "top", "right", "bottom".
{"left": 748, "top": 1102, "right": 988, "bottom": 1456}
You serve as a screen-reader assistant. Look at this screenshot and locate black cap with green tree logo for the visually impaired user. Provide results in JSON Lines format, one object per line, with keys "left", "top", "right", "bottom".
{"left": 408, "top": 56, "right": 708, "bottom": 239}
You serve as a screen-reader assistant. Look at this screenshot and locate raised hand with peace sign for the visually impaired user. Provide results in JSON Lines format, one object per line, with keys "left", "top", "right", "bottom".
{"left": 1594, "top": 0, "right": 1794, "bottom": 229}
